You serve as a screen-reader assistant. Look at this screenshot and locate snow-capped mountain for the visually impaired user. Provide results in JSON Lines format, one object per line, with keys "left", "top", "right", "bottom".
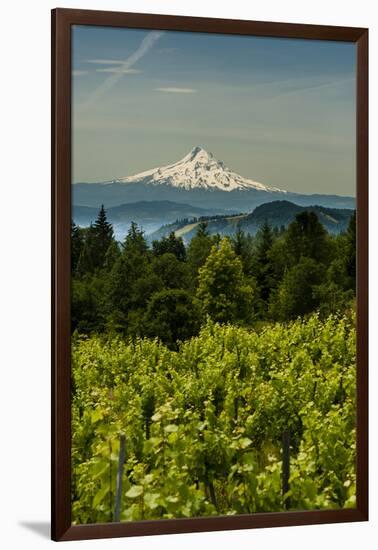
{"left": 104, "top": 146, "right": 284, "bottom": 193}
{"left": 73, "top": 147, "right": 355, "bottom": 212}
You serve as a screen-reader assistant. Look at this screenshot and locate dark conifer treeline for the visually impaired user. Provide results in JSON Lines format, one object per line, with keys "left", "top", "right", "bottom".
{"left": 71, "top": 205, "right": 356, "bottom": 348}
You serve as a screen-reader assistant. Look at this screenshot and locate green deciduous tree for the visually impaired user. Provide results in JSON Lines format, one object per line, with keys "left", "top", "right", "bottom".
{"left": 196, "top": 238, "right": 254, "bottom": 324}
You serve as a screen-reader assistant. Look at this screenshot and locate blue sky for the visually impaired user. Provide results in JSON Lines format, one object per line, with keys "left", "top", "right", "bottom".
{"left": 72, "top": 25, "right": 356, "bottom": 196}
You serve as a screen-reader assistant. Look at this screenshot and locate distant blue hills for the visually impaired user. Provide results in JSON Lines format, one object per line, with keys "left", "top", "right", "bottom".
{"left": 72, "top": 147, "right": 355, "bottom": 240}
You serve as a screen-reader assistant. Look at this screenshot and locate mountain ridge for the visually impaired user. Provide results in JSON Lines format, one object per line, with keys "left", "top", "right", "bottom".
{"left": 99, "top": 146, "right": 284, "bottom": 193}
{"left": 150, "top": 200, "right": 354, "bottom": 243}
{"left": 73, "top": 146, "right": 355, "bottom": 212}
{"left": 73, "top": 199, "right": 228, "bottom": 239}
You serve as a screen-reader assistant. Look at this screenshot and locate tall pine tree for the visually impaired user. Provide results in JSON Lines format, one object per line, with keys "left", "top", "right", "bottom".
{"left": 106, "top": 222, "right": 161, "bottom": 332}
{"left": 71, "top": 220, "right": 84, "bottom": 274}
{"left": 152, "top": 231, "right": 186, "bottom": 261}
{"left": 285, "top": 211, "right": 330, "bottom": 265}
{"left": 187, "top": 222, "right": 214, "bottom": 280}
{"left": 77, "top": 205, "right": 114, "bottom": 274}
{"left": 92, "top": 205, "right": 114, "bottom": 265}
{"left": 231, "top": 226, "right": 254, "bottom": 275}
{"left": 254, "top": 221, "right": 275, "bottom": 304}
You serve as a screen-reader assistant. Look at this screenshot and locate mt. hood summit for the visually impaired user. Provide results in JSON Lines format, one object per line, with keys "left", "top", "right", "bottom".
{"left": 73, "top": 147, "right": 355, "bottom": 211}
{"left": 103, "top": 146, "right": 284, "bottom": 193}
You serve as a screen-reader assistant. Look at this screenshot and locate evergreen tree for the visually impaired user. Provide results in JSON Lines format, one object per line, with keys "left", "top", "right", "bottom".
{"left": 231, "top": 226, "right": 254, "bottom": 275}
{"left": 285, "top": 211, "right": 330, "bottom": 265}
{"left": 77, "top": 224, "right": 97, "bottom": 275}
{"left": 92, "top": 204, "right": 114, "bottom": 262}
{"left": 144, "top": 289, "right": 200, "bottom": 348}
{"left": 196, "top": 238, "right": 254, "bottom": 324}
{"left": 151, "top": 253, "right": 190, "bottom": 290}
{"left": 103, "top": 240, "right": 121, "bottom": 271}
{"left": 232, "top": 225, "right": 245, "bottom": 257}
{"left": 122, "top": 221, "right": 149, "bottom": 257}
{"left": 254, "top": 221, "right": 275, "bottom": 304}
{"left": 269, "top": 257, "right": 323, "bottom": 321}
{"left": 77, "top": 206, "right": 115, "bottom": 274}
{"left": 72, "top": 274, "right": 107, "bottom": 333}
{"left": 106, "top": 222, "right": 161, "bottom": 332}
{"left": 187, "top": 222, "right": 214, "bottom": 280}
{"left": 152, "top": 232, "right": 186, "bottom": 261}
{"left": 71, "top": 220, "right": 84, "bottom": 274}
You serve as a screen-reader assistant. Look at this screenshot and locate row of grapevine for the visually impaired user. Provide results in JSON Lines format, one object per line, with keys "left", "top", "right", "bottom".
{"left": 71, "top": 312, "right": 356, "bottom": 523}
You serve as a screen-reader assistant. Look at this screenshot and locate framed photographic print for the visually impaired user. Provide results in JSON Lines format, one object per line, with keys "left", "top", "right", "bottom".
{"left": 52, "top": 8, "right": 368, "bottom": 542}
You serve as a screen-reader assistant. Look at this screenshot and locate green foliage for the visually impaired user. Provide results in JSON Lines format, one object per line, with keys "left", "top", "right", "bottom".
{"left": 265, "top": 211, "right": 355, "bottom": 322}
{"left": 70, "top": 208, "right": 357, "bottom": 523}
{"left": 344, "top": 211, "right": 356, "bottom": 290}
{"left": 196, "top": 239, "right": 254, "bottom": 324}
{"left": 151, "top": 253, "right": 190, "bottom": 290}
{"left": 313, "top": 281, "right": 354, "bottom": 318}
{"left": 269, "top": 257, "right": 323, "bottom": 321}
{"left": 105, "top": 223, "right": 162, "bottom": 332}
{"left": 72, "top": 274, "right": 107, "bottom": 333}
{"left": 285, "top": 211, "right": 330, "bottom": 266}
{"left": 143, "top": 289, "right": 201, "bottom": 348}
{"left": 122, "top": 221, "right": 149, "bottom": 257}
{"left": 187, "top": 222, "right": 215, "bottom": 279}
{"left": 104, "top": 240, "right": 121, "bottom": 271}
{"left": 72, "top": 209, "right": 356, "bottom": 335}
{"left": 77, "top": 206, "right": 115, "bottom": 274}
{"left": 71, "top": 220, "right": 84, "bottom": 274}
{"left": 253, "top": 222, "right": 276, "bottom": 308}
{"left": 152, "top": 231, "right": 186, "bottom": 261}
{"left": 93, "top": 204, "right": 114, "bottom": 261}
{"left": 231, "top": 226, "right": 254, "bottom": 275}
{"left": 72, "top": 312, "right": 356, "bottom": 523}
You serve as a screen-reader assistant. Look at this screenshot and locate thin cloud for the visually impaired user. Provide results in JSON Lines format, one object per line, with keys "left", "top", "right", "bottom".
{"left": 87, "top": 59, "right": 131, "bottom": 65}
{"left": 95, "top": 68, "right": 142, "bottom": 74}
{"left": 266, "top": 76, "right": 355, "bottom": 102}
{"left": 81, "top": 31, "right": 164, "bottom": 108}
{"left": 72, "top": 70, "right": 88, "bottom": 76}
{"left": 156, "top": 87, "right": 197, "bottom": 94}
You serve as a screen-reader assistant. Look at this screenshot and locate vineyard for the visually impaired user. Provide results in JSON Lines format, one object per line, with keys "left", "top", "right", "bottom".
{"left": 72, "top": 312, "right": 356, "bottom": 524}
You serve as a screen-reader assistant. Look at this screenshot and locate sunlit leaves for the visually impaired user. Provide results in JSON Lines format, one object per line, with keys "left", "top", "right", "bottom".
{"left": 71, "top": 312, "right": 356, "bottom": 523}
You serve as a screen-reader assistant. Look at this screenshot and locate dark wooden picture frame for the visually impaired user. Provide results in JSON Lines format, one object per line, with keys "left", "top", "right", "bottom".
{"left": 52, "top": 7, "right": 368, "bottom": 542}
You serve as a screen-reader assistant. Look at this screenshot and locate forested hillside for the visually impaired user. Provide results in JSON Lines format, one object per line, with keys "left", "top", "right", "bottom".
{"left": 150, "top": 200, "right": 354, "bottom": 243}
{"left": 71, "top": 205, "right": 356, "bottom": 523}
{"left": 72, "top": 205, "right": 356, "bottom": 343}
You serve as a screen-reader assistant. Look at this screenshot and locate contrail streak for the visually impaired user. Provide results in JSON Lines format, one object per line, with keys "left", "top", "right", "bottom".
{"left": 80, "top": 31, "right": 164, "bottom": 108}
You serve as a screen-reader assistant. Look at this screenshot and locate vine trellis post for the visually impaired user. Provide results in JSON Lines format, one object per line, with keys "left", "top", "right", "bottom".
{"left": 114, "top": 434, "right": 126, "bottom": 522}
{"left": 282, "top": 428, "right": 291, "bottom": 509}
